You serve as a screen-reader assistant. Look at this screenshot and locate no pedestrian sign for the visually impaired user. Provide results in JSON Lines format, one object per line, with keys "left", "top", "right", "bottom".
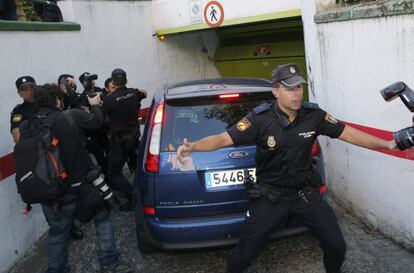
{"left": 204, "top": 1, "right": 224, "bottom": 28}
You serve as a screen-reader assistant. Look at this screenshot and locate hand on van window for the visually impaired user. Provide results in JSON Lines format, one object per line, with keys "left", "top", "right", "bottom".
{"left": 171, "top": 154, "right": 195, "bottom": 171}
{"left": 174, "top": 138, "right": 195, "bottom": 171}
{"left": 177, "top": 138, "right": 193, "bottom": 163}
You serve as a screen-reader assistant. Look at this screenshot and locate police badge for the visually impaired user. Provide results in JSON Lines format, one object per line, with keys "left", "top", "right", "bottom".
{"left": 267, "top": 136, "right": 276, "bottom": 149}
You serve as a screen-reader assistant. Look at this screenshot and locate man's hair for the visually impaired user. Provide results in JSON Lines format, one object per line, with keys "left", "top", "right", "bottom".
{"left": 57, "top": 74, "right": 74, "bottom": 85}
{"left": 104, "top": 77, "right": 112, "bottom": 88}
{"left": 272, "top": 82, "right": 282, "bottom": 88}
{"left": 34, "top": 84, "right": 65, "bottom": 107}
{"left": 112, "top": 77, "right": 127, "bottom": 87}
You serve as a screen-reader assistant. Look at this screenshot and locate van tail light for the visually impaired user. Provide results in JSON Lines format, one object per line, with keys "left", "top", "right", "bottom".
{"left": 143, "top": 206, "right": 155, "bottom": 215}
{"left": 145, "top": 100, "right": 165, "bottom": 173}
{"left": 320, "top": 184, "right": 327, "bottom": 194}
{"left": 311, "top": 140, "right": 321, "bottom": 157}
{"left": 219, "top": 93, "right": 240, "bottom": 99}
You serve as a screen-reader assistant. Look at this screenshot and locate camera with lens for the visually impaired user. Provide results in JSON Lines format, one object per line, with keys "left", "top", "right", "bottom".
{"left": 84, "top": 73, "right": 98, "bottom": 82}
{"left": 79, "top": 72, "right": 98, "bottom": 91}
{"left": 85, "top": 166, "right": 116, "bottom": 206}
{"left": 380, "top": 81, "right": 414, "bottom": 150}
{"left": 87, "top": 91, "right": 104, "bottom": 99}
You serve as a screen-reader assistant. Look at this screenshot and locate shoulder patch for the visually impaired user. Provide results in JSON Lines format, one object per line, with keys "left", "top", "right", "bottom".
{"left": 12, "top": 114, "right": 22, "bottom": 123}
{"left": 302, "top": 102, "right": 319, "bottom": 110}
{"left": 236, "top": 117, "right": 252, "bottom": 132}
{"left": 253, "top": 103, "right": 270, "bottom": 114}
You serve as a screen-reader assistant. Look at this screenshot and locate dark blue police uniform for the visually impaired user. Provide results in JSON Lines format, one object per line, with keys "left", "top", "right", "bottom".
{"left": 102, "top": 86, "right": 146, "bottom": 202}
{"left": 10, "top": 101, "right": 36, "bottom": 133}
{"left": 226, "top": 101, "right": 347, "bottom": 273}
{"left": 10, "top": 76, "right": 37, "bottom": 135}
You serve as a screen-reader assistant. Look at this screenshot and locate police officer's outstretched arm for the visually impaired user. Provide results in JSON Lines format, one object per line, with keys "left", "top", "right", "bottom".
{"left": 338, "top": 125, "right": 396, "bottom": 150}
{"left": 177, "top": 111, "right": 259, "bottom": 161}
{"left": 315, "top": 110, "right": 396, "bottom": 150}
{"left": 178, "top": 132, "right": 234, "bottom": 159}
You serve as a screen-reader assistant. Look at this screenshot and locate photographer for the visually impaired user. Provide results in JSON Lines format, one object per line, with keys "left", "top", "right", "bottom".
{"left": 12, "top": 76, "right": 84, "bottom": 240}
{"left": 79, "top": 72, "right": 107, "bottom": 107}
{"left": 57, "top": 74, "right": 81, "bottom": 109}
{"left": 31, "top": 84, "right": 130, "bottom": 273}
{"left": 78, "top": 72, "right": 109, "bottom": 175}
{"left": 380, "top": 81, "right": 414, "bottom": 150}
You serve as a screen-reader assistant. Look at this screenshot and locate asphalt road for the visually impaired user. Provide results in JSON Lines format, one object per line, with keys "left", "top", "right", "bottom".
{"left": 8, "top": 196, "right": 414, "bottom": 273}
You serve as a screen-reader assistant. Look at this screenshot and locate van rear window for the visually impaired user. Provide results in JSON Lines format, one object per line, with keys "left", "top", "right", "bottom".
{"left": 160, "top": 93, "right": 273, "bottom": 152}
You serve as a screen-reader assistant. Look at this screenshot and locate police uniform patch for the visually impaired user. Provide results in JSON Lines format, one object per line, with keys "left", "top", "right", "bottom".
{"left": 325, "top": 113, "right": 338, "bottom": 124}
{"left": 12, "top": 114, "right": 22, "bottom": 123}
{"left": 267, "top": 136, "right": 276, "bottom": 149}
{"left": 236, "top": 117, "right": 251, "bottom": 132}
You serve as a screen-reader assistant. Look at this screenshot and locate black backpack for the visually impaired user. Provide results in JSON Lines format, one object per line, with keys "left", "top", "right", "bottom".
{"left": 14, "top": 112, "right": 69, "bottom": 209}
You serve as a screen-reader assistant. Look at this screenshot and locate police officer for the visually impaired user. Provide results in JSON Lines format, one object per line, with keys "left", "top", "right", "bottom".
{"left": 10, "top": 76, "right": 37, "bottom": 143}
{"left": 177, "top": 63, "right": 397, "bottom": 273}
{"left": 10, "top": 76, "right": 84, "bottom": 240}
{"left": 102, "top": 68, "right": 147, "bottom": 211}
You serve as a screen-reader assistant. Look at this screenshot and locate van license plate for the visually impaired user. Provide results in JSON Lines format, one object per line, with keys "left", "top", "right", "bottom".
{"left": 205, "top": 168, "right": 256, "bottom": 189}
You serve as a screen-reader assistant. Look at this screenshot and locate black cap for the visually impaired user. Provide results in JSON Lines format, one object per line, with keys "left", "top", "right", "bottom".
{"left": 111, "top": 68, "right": 127, "bottom": 81}
{"left": 58, "top": 74, "right": 73, "bottom": 85}
{"left": 271, "top": 63, "right": 306, "bottom": 88}
{"left": 15, "top": 76, "right": 36, "bottom": 91}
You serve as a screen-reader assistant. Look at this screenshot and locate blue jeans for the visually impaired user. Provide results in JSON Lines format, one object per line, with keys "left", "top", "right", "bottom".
{"left": 41, "top": 192, "right": 119, "bottom": 273}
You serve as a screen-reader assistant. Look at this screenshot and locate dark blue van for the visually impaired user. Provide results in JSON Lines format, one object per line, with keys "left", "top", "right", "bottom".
{"left": 133, "top": 78, "right": 326, "bottom": 253}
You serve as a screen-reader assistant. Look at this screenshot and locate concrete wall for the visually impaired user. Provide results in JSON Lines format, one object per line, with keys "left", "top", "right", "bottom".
{"left": 301, "top": 0, "right": 414, "bottom": 248}
{"left": 0, "top": 1, "right": 219, "bottom": 272}
{"left": 152, "top": 0, "right": 300, "bottom": 30}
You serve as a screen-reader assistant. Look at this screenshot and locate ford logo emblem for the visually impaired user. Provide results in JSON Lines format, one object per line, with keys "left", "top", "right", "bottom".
{"left": 229, "top": 151, "right": 248, "bottom": 159}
